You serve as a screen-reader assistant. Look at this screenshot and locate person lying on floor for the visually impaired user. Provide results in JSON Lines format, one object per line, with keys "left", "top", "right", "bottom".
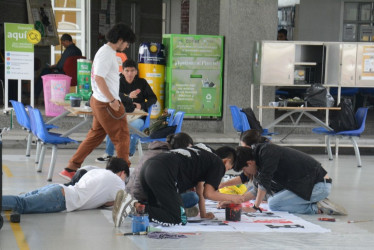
{"left": 112, "top": 144, "right": 244, "bottom": 227}
{"left": 124, "top": 132, "right": 217, "bottom": 223}
{"left": 234, "top": 144, "right": 347, "bottom": 215}
{"left": 1, "top": 157, "right": 129, "bottom": 214}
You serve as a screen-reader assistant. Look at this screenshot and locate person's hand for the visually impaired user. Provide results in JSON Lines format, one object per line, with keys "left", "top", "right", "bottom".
{"left": 129, "top": 89, "right": 141, "bottom": 99}
{"left": 134, "top": 102, "right": 141, "bottom": 109}
{"left": 110, "top": 100, "right": 120, "bottom": 111}
{"left": 217, "top": 201, "right": 230, "bottom": 209}
{"left": 201, "top": 212, "right": 215, "bottom": 219}
{"left": 231, "top": 195, "right": 245, "bottom": 204}
{"left": 242, "top": 206, "right": 257, "bottom": 213}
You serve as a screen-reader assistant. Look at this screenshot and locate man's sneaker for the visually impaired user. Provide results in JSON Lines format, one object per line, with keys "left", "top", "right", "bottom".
{"left": 317, "top": 198, "right": 347, "bottom": 215}
{"left": 112, "top": 190, "right": 136, "bottom": 227}
{"left": 95, "top": 154, "right": 112, "bottom": 163}
{"left": 58, "top": 169, "right": 76, "bottom": 181}
{"left": 185, "top": 206, "right": 199, "bottom": 217}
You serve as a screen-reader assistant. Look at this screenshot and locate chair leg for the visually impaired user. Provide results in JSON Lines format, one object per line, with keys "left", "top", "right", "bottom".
{"left": 47, "top": 145, "right": 58, "bottom": 182}
{"left": 35, "top": 141, "right": 41, "bottom": 164}
{"left": 335, "top": 137, "right": 340, "bottom": 157}
{"left": 326, "top": 135, "right": 333, "bottom": 160}
{"left": 37, "top": 145, "right": 46, "bottom": 173}
{"left": 137, "top": 140, "right": 143, "bottom": 158}
{"left": 26, "top": 132, "right": 32, "bottom": 157}
{"left": 350, "top": 137, "right": 362, "bottom": 168}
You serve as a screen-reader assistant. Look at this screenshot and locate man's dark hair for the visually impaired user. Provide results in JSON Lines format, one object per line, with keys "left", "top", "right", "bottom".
{"left": 61, "top": 34, "right": 73, "bottom": 42}
{"left": 167, "top": 132, "right": 194, "bottom": 149}
{"left": 215, "top": 146, "right": 236, "bottom": 166}
{"left": 278, "top": 28, "right": 288, "bottom": 37}
{"left": 106, "top": 23, "right": 136, "bottom": 44}
{"left": 234, "top": 146, "right": 255, "bottom": 172}
{"left": 106, "top": 157, "right": 130, "bottom": 177}
{"left": 240, "top": 130, "right": 263, "bottom": 145}
{"left": 123, "top": 59, "right": 138, "bottom": 70}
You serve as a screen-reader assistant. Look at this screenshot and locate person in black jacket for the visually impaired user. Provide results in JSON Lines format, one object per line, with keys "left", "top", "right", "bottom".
{"left": 234, "top": 144, "right": 347, "bottom": 215}
{"left": 96, "top": 59, "right": 157, "bottom": 162}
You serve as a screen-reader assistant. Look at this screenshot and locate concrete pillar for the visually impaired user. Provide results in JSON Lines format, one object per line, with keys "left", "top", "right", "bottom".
{"left": 219, "top": 0, "right": 278, "bottom": 133}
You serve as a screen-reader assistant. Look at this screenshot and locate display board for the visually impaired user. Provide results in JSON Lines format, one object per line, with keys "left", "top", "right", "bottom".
{"left": 163, "top": 34, "right": 224, "bottom": 118}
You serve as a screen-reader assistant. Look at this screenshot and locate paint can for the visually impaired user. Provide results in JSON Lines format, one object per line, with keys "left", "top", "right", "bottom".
{"left": 225, "top": 204, "right": 242, "bottom": 221}
{"left": 132, "top": 215, "right": 149, "bottom": 233}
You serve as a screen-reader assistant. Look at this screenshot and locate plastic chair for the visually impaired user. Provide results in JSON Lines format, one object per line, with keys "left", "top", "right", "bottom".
{"left": 27, "top": 106, "right": 78, "bottom": 181}
{"left": 136, "top": 111, "right": 185, "bottom": 157}
{"left": 138, "top": 105, "right": 153, "bottom": 132}
{"left": 312, "top": 107, "right": 368, "bottom": 167}
{"left": 229, "top": 105, "right": 244, "bottom": 133}
{"left": 10, "top": 100, "right": 58, "bottom": 157}
{"left": 166, "top": 108, "right": 175, "bottom": 124}
{"left": 230, "top": 105, "right": 273, "bottom": 138}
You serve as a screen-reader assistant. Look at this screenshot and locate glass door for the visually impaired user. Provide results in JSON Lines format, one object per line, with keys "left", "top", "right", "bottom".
{"left": 50, "top": 0, "right": 89, "bottom": 64}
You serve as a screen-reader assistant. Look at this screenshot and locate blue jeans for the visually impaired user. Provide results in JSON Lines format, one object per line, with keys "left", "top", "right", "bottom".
{"left": 181, "top": 191, "right": 199, "bottom": 208}
{"left": 267, "top": 181, "right": 331, "bottom": 214}
{"left": 106, "top": 118, "right": 145, "bottom": 156}
{"left": 2, "top": 184, "right": 66, "bottom": 214}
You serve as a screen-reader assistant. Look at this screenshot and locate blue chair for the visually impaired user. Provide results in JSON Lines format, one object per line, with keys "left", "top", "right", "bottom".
{"left": 136, "top": 111, "right": 185, "bottom": 157}
{"left": 10, "top": 100, "right": 58, "bottom": 157}
{"left": 138, "top": 105, "right": 153, "bottom": 132}
{"left": 312, "top": 107, "right": 368, "bottom": 167}
{"left": 166, "top": 108, "right": 175, "bottom": 124}
{"left": 27, "top": 106, "right": 78, "bottom": 181}
{"left": 230, "top": 105, "right": 273, "bottom": 138}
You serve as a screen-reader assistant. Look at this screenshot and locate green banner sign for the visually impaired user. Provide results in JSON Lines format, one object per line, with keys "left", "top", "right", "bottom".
{"left": 163, "top": 34, "right": 224, "bottom": 117}
{"left": 5, "top": 23, "right": 34, "bottom": 52}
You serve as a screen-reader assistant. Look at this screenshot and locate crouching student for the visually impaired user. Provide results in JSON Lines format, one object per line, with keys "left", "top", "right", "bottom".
{"left": 125, "top": 132, "right": 201, "bottom": 218}
{"left": 2, "top": 158, "right": 129, "bottom": 214}
{"left": 234, "top": 144, "right": 347, "bottom": 215}
{"left": 113, "top": 145, "right": 244, "bottom": 226}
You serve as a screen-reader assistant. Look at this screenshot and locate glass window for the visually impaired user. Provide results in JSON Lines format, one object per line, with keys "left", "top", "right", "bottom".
{"left": 54, "top": 0, "right": 81, "bottom": 9}
{"left": 344, "top": 3, "right": 359, "bottom": 21}
{"left": 359, "top": 3, "right": 372, "bottom": 21}
{"left": 55, "top": 10, "right": 81, "bottom": 30}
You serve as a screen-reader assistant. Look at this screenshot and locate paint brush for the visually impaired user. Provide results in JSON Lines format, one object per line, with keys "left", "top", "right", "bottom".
{"left": 347, "top": 219, "right": 374, "bottom": 223}
{"left": 117, "top": 231, "right": 148, "bottom": 236}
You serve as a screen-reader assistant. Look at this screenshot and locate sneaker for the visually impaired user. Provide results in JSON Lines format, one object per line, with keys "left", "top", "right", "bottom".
{"left": 112, "top": 190, "right": 137, "bottom": 227}
{"left": 95, "top": 154, "right": 112, "bottom": 163}
{"left": 317, "top": 198, "right": 347, "bottom": 215}
{"left": 58, "top": 169, "right": 76, "bottom": 181}
{"left": 185, "top": 206, "right": 199, "bottom": 217}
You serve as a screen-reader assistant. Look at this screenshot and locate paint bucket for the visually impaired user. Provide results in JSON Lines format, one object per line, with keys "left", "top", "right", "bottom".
{"left": 225, "top": 203, "right": 242, "bottom": 221}
{"left": 132, "top": 215, "right": 149, "bottom": 233}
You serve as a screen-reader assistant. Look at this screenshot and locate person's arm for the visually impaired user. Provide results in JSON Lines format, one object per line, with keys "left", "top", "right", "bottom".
{"left": 140, "top": 80, "right": 157, "bottom": 110}
{"left": 103, "top": 201, "right": 114, "bottom": 207}
{"left": 203, "top": 183, "right": 244, "bottom": 204}
{"left": 196, "top": 182, "right": 214, "bottom": 219}
{"left": 242, "top": 186, "right": 266, "bottom": 213}
{"left": 95, "top": 75, "right": 120, "bottom": 111}
{"left": 218, "top": 176, "right": 242, "bottom": 189}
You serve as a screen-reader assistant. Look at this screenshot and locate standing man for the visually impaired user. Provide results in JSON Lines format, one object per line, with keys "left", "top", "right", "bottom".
{"left": 59, "top": 23, "right": 136, "bottom": 180}
{"left": 35, "top": 33, "right": 82, "bottom": 102}
{"left": 96, "top": 59, "right": 157, "bottom": 162}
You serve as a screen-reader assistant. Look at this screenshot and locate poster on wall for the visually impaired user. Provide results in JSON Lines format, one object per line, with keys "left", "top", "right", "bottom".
{"left": 26, "top": 0, "right": 59, "bottom": 46}
{"left": 361, "top": 45, "right": 374, "bottom": 80}
{"left": 163, "top": 34, "right": 224, "bottom": 118}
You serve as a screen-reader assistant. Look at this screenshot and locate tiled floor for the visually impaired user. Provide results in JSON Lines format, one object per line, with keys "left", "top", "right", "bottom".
{"left": 1, "top": 147, "right": 374, "bottom": 249}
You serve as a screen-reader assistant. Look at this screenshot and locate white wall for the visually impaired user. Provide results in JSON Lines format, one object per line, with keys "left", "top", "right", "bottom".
{"left": 297, "top": 0, "right": 342, "bottom": 41}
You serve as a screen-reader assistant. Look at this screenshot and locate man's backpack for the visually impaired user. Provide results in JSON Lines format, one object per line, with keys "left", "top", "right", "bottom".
{"left": 329, "top": 98, "right": 358, "bottom": 132}
{"left": 241, "top": 107, "right": 263, "bottom": 133}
